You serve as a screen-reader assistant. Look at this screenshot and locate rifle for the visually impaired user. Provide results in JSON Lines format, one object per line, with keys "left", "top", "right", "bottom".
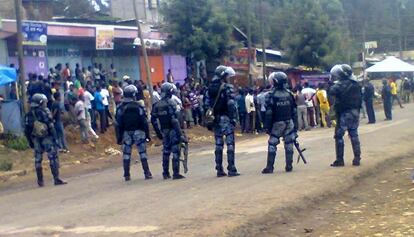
{"left": 294, "top": 139, "right": 307, "bottom": 164}
{"left": 179, "top": 133, "right": 189, "bottom": 173}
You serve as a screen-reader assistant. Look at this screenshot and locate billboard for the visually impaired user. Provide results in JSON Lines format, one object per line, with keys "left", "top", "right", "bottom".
{"left": 224, "top": 48, "right": 256, "bottom": 70}
{"left": 22, "top": 21, "right": 47, "bottom": 46}
{"left": 96, "top": 26, "right": 114, "bottom": 50}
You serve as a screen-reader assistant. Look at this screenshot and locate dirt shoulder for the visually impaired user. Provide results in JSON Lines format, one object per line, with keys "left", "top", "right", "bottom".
{"left": 230, "top": 153, "right": 414, "bottom": 237}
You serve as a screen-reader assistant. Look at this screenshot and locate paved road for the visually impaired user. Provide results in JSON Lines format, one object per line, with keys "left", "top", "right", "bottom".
{"left": 1, "top": 104, "right": 413, "bottom": 237}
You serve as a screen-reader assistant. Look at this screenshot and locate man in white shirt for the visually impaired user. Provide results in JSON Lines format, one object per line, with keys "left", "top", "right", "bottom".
{"left": 74, "top": 96, "right": 88, "bottom": 143}
{"left": 100, "top": 86, "right": 113, "bottom": 125}
{"left": 301, "top": 82, "right": 317, "bottom": 127}
{"left": 245, "top": 89, "right": 256, "bottom": 133}
{"left": 83, "top": 90, "right": 99, "bottom": 139}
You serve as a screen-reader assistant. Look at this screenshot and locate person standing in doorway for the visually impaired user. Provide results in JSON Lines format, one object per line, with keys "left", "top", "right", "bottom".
{"left": 166, "top": 69, "right": 174, "bottom": 83}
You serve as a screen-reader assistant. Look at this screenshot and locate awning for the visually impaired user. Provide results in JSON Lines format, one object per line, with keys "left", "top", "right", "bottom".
{"left": 0, "top": 66, "right": 17, "bottom": 86}
{"left": 366, "top": 56, "right": 414, "bottom": 73}
{"left": 256, "top": 48, "right": 282, "bottom": 57}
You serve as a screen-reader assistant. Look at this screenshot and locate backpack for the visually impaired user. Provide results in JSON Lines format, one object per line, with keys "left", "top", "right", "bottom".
{"left": 205, "top": 83, "right": 224, "bottom": 129}
{"left": 31, "top": 110, "right": 49, "bottom": 138}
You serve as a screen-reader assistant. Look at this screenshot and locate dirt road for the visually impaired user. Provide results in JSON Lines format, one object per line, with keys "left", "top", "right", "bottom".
{"left": 256, "top": 152, "right": 414, "bottom": 237}
{"left": 0, "top": 104, "right": 413, "bottom": 237}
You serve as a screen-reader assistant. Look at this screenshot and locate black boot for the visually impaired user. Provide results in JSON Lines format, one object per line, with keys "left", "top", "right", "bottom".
{"left": 350, "top": 136, "right": 362, "bottom": 166}
{"left": 331, "top": 140, "right": 345, "bottom": 167}
{"left": 50, "top": 161, "right": 67, "bottom": 185}
{"left": 285, "top": 147, "right": 294, "bottom": 172}
{"left": 215, "top": 149, "right": 227, "bottom": 177}
{"left": 172, "top": 159, "right": 185, "bottom": 180}
{"left": 36, "top": 167, "right": 44, "bottom": 187}
{"left": 162, "top": 154, "right": 171, "bottom": 179}
{"left": 141, "top": 159, "right": 153, "bottom": 180}
{"left": 123, "top": 159, "right": 131, "bottom": 181}
{"left": 227, "top": 150, "right": 240, "bottom": 177}
{"left": 262, "top": 152, "right": 276, "bottom": 174}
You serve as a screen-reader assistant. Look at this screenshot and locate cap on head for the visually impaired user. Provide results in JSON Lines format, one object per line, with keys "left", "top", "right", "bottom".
{"left": 122, "top": 75, "right": 131, "bottom": 81}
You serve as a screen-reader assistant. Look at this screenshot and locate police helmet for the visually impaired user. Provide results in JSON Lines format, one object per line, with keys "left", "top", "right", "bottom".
{"left": 330, "top": 64, "right": 347, "bottom": 81}
{"left": 31, "top": 93, "right": 47, "bottom": 107}
{"left": 214, "top": 65, "right": 236, "bottom": 81}
{"left": 268, "top": 71, "right": 288, "bottom": 88}
{"left": 342, "top": 64, "right": 358, "bottom": 81}
{"left": 160, "top": 82, "right": 175, "bottom": 99}
{"left": 124, "top": 85, "right": 138, "bottom": 98}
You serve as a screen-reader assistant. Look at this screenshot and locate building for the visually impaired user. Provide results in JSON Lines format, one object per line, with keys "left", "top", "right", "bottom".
{"left": 0, "top": 19, "right": 187, "bottom": 85}
{"left": 111, "top": 0, "right": 163, "bottom": 24}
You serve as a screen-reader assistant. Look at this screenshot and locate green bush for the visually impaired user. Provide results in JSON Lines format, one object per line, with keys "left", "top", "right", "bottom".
{"left": 3, "top": 134, "right": 29, "bottom": 151}
{"left": 0, "top": 159, "right": 13, "bottom": 171}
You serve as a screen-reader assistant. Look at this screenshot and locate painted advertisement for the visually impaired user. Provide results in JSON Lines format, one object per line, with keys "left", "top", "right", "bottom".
{"left": 224, "top": 48, "right": 256, "bottom": 70}
{"left": 96, "top": 26, "right": 114, "bottom": 50}
{"left": 22, "top": 21, "right": 47, "bottom": 46}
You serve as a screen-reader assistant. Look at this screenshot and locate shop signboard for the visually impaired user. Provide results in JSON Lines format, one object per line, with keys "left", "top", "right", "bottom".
{"left": 22, "top": 21, "right": 47, "bottom": 46}
{"left": 96, "top": 26, "right": 114, "bottom": 50}
{"left": 224, "top": 48, "right": 256, "bottom": 70}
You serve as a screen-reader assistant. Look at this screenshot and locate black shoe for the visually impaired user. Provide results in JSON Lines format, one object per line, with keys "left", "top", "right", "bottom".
{"left": 144, "top": 172, "right": 153, "bottom": 180}
{"left": 125, "top": 176, "right": 131, "bottom": 182}
{"left": 173, "top": 174, "right": 186, "bottom": 180}
{"left": 36, "top": 167, "right": 44, "bottom": 187}
{"left": 227, "top": 171, "right": 240, "bottom": 177}
{"left": 261, "top": 167, "right": 274, "bottom": 174}
{"left": 285, "top": 165, "right": 293, "bottom": 172}
{"left": 217, "top": 170, "right": 227, "bottom": 177}
{"left": 352, "top": 159, "right": 361, "bottom": 166}
{"left": 330, "top": 160, "right": 345, "bottom": 167}
{"left": 54, "top": 179, "right": 67, "bottom": 186}
{"left": 163, "top": 173, "right": 171, "bottom": 180}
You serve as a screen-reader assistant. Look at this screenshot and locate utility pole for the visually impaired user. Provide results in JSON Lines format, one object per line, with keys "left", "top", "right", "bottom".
{"left": 132, "top": 0, "right": 153, "bottom": 107}
{"left": 245, "top": 0, "right": 253, "bottom": 87}
{"left": 14, "top": 0, "right": 27, "bottom": 112}
{"left": 397, "top": 0, "right": 404, "bottom": 59}
{"left": 259, "top": 0, "right": 267, "bottom": 85}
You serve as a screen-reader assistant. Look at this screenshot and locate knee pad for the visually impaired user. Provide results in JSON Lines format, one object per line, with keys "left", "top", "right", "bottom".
{"left": 123, "top": 154, "right": 132, "bottom": 161}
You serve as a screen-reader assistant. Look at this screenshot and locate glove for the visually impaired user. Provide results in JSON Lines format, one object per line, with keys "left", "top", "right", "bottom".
{"left": 180, "top": 135, "right": 188, "bottom": 143}
{"left": 156, "top": 132, "right": 163, "bottom": 140}
{"left": 29, "top": 140, "right": 34, "bottom": 149}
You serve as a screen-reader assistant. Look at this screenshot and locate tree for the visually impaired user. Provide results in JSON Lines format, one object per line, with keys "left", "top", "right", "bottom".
{"left": 52, "top": 0, "right": 96, "bottom": 18}
{"left": 161, "top": 0, "right": 232, "bottom": 67}
{"left": 281, "top": 0, "right": 332, "bottom": 68}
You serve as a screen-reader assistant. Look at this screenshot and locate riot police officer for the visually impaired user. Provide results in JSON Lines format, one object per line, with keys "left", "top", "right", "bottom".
{"left": 25, "top": 93, "right": 67, "bottom": 187}
{"left": 206, "top": 65, "right": 240, "bottom": 177}
{"left": 115, "top": 85, "right": 152, "bottom": 181}
{"left": 151, "top": 83, "right": 186, "bottom": 180}
{"left": 329, "top": 64, "right": 362, "bottom": 167}
{"left": 262, "top": 72, "right": 298, "bottom": 174}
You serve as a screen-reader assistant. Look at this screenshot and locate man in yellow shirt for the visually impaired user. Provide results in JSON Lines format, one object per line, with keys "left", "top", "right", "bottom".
{"left": 390, "top": 79, "right": 404, "bottom": 108}
{"left": 316, "top": 83, "right": 331, "bottom": 128}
